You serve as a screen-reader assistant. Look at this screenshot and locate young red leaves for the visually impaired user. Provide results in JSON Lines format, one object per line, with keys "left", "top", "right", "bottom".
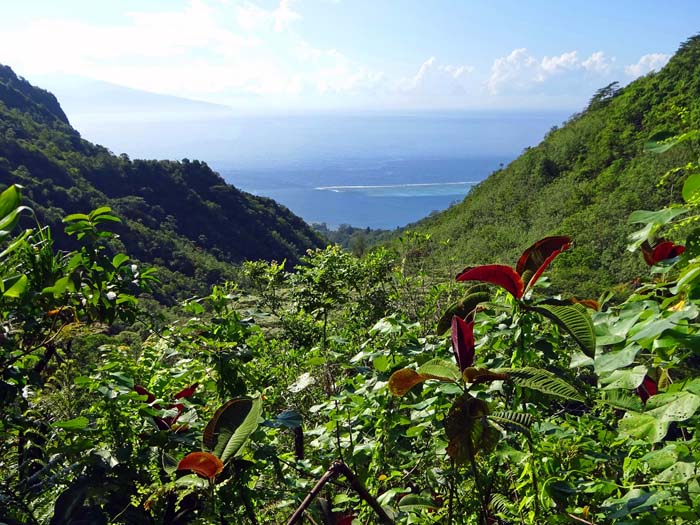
{"left": 456, "top": 236, "right": 572, "bottom": 298}
{"left": 451, "top": 315, "right": 475, "bottom": 372}
{"left": 456, "top": 264, "right": 524, "bottom": 298}
{"left": 641, "top": 240, "right": 685, "bottom": 266}
{"left": 134, "top": 383, "right": 198, "bottom": 431}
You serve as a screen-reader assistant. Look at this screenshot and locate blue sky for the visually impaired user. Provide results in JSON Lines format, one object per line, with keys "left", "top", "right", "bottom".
{"left": 1, "top": 0, "right": 698, "bottom": 111}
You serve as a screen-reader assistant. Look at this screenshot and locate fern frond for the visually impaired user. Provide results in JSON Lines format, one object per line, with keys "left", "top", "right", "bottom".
{"left": 489, "top": 493, "right": 512, "bottom": 515}
{"left": 495, "top": 367, "right": 585, "bottom": 402}
{"left": 598, "top": 389, "right": 643, "bottom": 412}
{"left": 489, "top": 410, "right": 534, "bottom": 436}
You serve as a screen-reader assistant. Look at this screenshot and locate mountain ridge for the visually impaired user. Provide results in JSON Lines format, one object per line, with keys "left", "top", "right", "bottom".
{"left": 0, "top": 64, "right": 325, "bottom": 299}
{"left": 404, "top": 35, "right": 700, "bottom": 296}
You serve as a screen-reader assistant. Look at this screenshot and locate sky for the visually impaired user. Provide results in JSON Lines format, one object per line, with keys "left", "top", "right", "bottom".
{"left": 1, "top": 0, "right": 699, "bottom": 112}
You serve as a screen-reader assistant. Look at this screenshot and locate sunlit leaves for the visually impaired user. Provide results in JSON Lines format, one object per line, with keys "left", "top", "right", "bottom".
{"left": 203, "top": 397, "right": 262, "bottom": 464}
{"left": 531, "top": 303, "right": 596, "bottom": 357}
{"left": 388, "top": 359, "right": 460, "bottom": 396}
{"left": 619, "top": 391, "right": 700, "bottom": 443}
{"left": 456, "top": 264, "right": 524, "bottom": 298}
{"left": 178, "top": 452, "right": 224, "bottom": 481}
{"left": 516, "top": 235, "right": 572, "bottom": 289}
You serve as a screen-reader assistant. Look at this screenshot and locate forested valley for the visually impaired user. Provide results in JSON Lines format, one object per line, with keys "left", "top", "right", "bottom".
{"left": 2, "top": 35, "right": 700, "bottom": 525}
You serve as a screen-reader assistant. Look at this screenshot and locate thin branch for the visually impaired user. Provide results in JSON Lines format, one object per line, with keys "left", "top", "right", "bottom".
{"left": 286, "top": 461, "right": 394, "bottom": 525}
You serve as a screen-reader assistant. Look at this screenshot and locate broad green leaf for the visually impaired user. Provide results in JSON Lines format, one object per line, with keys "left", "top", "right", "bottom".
{"left": 619, "top": 391, "right": 700, "bottom": 443}
{"left": 682, "top": 173, "right": 700, "bottom": 203}
{"left": 112, "top": 253, "right": 130, "bottom": 268}
{"left": 2, "top": 274, "right": 27, "bottom": 298}
{"left": 436, "top": 289, "right": 490, "bottom": 335}
{"left": 594, "top": 344, "right": 640, "bottom": 374}
{"left": 174, "top": 473, "right": 209, "bottom": 489}
{"left": 89, "top": 206, "right": 114, "bottom": 218}
{"left": 598, "top": 389, "right": 643, "bottom": 412}
{"left": 42, "top": 275, "right": 73, "bottom": 296}
{"left": 203, "top": 396, "right": 262, "bottom": 464}
{"left": 289, "top": 372, "right": 315, "bottom": 393}
{"left": 619, "top": 413, "right": 665, "bottom": 442}
{"left": 655, "top": 462, "right": 696, "bottom": 484}
{"left": 603, "top": 488, "right": 671, "bottom": 519}
{"left": 642, "top": 445, "right": 681, "bottom": 471}
{"left": 647, "top": 391, "right": 700, "bottom": 422}
{"left": 630, "top": 310, "right": 691, "bottom": 343}
{"left": 531, "top": 303, "right": 595, "bottom": 357}
{"left": 628, "top": 208, "right": 689, "bottom": 226}
{"left": 53, "top": 416, "right": 89, "bottom": 430}
{"left": 495, "top": 367, "right": 585, "bottom": 402}
{"left": 600, "top": 365, "right": 647, "bottom": 390}
{"left": 683, "top": 228, "right": 700, "bottom": 260}
{"left": 0, "top": 184, "right": 21, "bottom": 219}
{"left": 162, "top": 452, "right": 179, "bottom": 475}
{"left": 644, "top": 131, "right": 679, "bottom": 154}
{"left": 398, "top": 494, "right": 437, "bottom": 512}
{"left": 63, "top": 213, "right": 90, "bottom": 222}
{"left": 445, "top": 393, "right": 499, "bottom": 465}
{"left": 418, "top": 358, "right": 461, "bottom": 382}
{"left": 263, "top": 409, "right": 302, "bottom": 429}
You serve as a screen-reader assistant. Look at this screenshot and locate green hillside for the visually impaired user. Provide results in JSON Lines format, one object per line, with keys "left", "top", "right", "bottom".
{"left": 0, "top": 64, "right": 324, "bottom": 298}
{"left": 408, "top": 35, "right": 700, "bottom": 297}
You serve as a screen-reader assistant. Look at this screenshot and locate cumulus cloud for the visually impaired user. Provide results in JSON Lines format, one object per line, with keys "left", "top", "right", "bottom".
{"left": 624, "top": 53, "right": 671, "bottom": 77}
{"left": 487, "top": 48, "right": 613, "bottom": 94}
{"left": 0, "top": 0, "right": 382, "bottom": 106}
{"left": 404, "top": 57, "right": 475, "bottom": 96}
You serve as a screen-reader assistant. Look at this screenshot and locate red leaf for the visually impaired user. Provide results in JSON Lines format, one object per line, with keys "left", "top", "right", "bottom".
{"left": 636, "top": 376, "right": 657, "bottom": 404}
{"left": 174, "top": 383, "right": 199, "bottom": 399}
{"left": 162, "top": 403, "right": 185, "bottom": 427}
{"left": 652, "top": 241, "right": 684, "bottom": 263}
{"left": 134, "top": 385, "right": 155, "bottom": 404}
{"left": 451, "top": 316, "right": 475, "bottom": 371}
{"left": 456, "top": 264, "right": 524, "bottom": 298}
{"left": 642, "top": 240, "right": 685, "bottom": 266}
{"left": 516, "top": 236, "right": 572, "bottom": 290}
{"left": 177, "top": 451, "right": 224, "bottom": 480}
{"left": 336, "top": 516, "right": 357, "bottom": 525}
{"left": 516, "top": 236, "right": 572, "bottom": 276}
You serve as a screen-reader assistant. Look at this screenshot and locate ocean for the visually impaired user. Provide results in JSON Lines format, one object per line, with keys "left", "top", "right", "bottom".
{"left": 69, "top": 110, "right": 571, "bottom": 229}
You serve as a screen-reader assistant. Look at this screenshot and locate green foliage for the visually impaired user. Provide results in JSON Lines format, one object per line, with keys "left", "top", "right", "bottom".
{"left": 397, "top": 36, "right": 700, "bottom": 297}
{"left": 6, "top": 34, "right": 700, "bottom": 525}
{"left": 0, "top": 63, "right": 325, "bottom": 301}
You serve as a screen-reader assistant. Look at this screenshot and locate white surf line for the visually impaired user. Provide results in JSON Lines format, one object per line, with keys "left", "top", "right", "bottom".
{"left": 315, "top": 181, "right": 479, "bottom": 191}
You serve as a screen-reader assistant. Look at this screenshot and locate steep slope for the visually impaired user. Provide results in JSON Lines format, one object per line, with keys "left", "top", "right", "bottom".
{"left": 409, "top": 35, "right": 700, "bottom": 297}
{"left": 0, "top": 65, "right": 325, "bottom": 298}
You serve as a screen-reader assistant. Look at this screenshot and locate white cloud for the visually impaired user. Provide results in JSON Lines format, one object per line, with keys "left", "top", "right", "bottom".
{"left": 273, "top": 0, "right": 301, "bottom": 32}
{"left": 540, "top": 51, "right": 579, "bottom": 76}
{"left": 488, "top": 48, "right": 613, "bottom": 94}
{"left": 624, "top": 53, "right": 671, "bottom": 77}
{"left": 0, "top": 0, "right": 382, "bottom": 107}
{"left": 405, "top": 57, "right": 475, "bottom": 96}
{"left": 582, "top": 51, "right": 612, "bottom": 74}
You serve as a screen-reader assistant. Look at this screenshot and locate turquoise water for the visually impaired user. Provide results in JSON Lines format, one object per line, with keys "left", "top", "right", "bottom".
{"left": 69, "top": 110, "right": 571, "bottom": 229}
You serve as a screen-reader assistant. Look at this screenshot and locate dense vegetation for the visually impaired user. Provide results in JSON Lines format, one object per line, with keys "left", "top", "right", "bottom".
{"left": 407, "top": 36, "right": 700, "bottom": 297}
{"left": 0, "top": 64, "right": 324, "bottom": 299}
{"left": 3, "top": 34, "right": 700, "bottom": 525}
